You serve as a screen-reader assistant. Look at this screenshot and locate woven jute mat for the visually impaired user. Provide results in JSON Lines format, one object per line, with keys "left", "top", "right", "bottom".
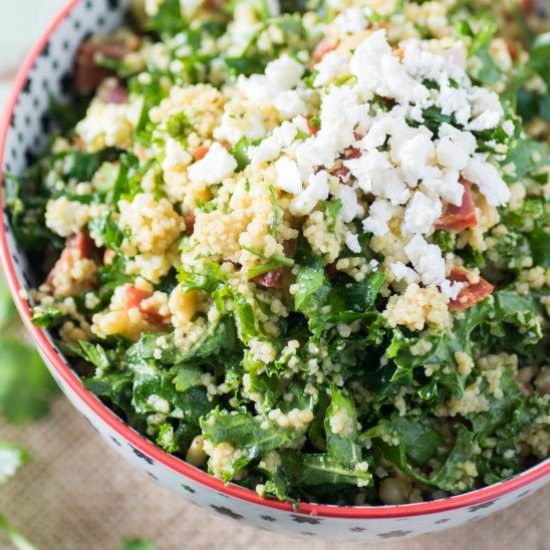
{"left": 0, "top": 397, "right": 547, "bottom": 550}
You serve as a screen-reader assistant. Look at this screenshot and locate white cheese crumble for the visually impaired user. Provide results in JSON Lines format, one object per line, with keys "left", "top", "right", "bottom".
{"left": 462, "top": 155, "right": 511, "bottom": 206}
{"left": 290, "top": 170, "right": 330, "bottom": 215}
{"left": 275, "top": 157, "right": 303, "bottom": 194}
{"left": 345, "top": 231, "right": 361, "bottom": 253}
{"left": 404, "top": 234, "right": 446, "bottom": 286}
{"left": 188, "top": 142, "right": 237, "bottom": 185}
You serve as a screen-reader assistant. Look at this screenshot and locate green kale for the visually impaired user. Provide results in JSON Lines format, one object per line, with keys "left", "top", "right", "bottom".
{"left": 324, "top": 387, "right": 362, "bottom": 466}
{"left": 146, "top": 0, "right": 186, "bottom": 36}
{"left": 278, "top": 450, "right": 372, "bottom": 487}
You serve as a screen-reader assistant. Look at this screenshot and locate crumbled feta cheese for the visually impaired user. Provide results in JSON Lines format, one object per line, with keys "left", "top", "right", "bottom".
{"left": 188, "top": 143, "right": 237, "bottom": 185}
{"left": 362, "top": 199, "right": 397, "bottom": 236}
{"left": 337, "top": 185, "right": 363, "bottom": 222}
{"left": 315, "top": 51, "right": 349, "bottom": 86}
{"left": 436, "top": 124, "right": 476, "bottom": 172}
{"left": 273, "top": 90, "right": 308, "bottom": 118}
{"left": 350, "top": 30, "right": 392, "bottom": 93}
{"left": 404, "top": 234, "right": 446, "bottom": 286}
{"left": 275, "top": 157, "right": 303, "bottom": 194}
{"left": 334, "top": 8, "right": 367, "bottom": 34}
{"left": 402, "top": 191, "right": 442, "bottom": 235}
{"left": 290, "top": 170, "right": 330, "bottom": 215}
{"left": 265, "top": 54, "right": 304, "bottom": 90}
{"left": 467, "top": 88, "right": 503, "bottom": 131}
{"left": 462, "top": 155, "right": 510, "bottom": 206}
{"left": 441, "top": 279, "right": 467, "bottom": 301}
{"left": 345, "top": 231, "right": 361, "bottom": 253}
{"left": 423, "top": 170, "right": 465, "bottom": 206}
{"left": 390, "top": 262, "right": 420, "bottom": 285}
{"left": 393, "top": 132, "right": 436, "bottom": 186}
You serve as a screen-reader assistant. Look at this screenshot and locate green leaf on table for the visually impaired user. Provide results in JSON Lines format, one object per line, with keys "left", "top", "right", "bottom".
{"left": 0, "top": 275, "right": 17, "bottom": 329}
{"left": 0, "top": 337, "right": 59, "bottom": 424}
{"left": 122, "top": 540, "right": 155, "bottom": 550}
{"left": 122, "top": 539, "right": 155, "bottom": 550}
{"left": 0, "top": 442, "right": 30, "bottom": 484}
{"left": 0, "top": 513, "right": 38, "bottom": 550}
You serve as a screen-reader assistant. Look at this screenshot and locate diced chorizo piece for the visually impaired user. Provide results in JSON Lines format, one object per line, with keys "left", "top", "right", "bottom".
{"left": 75, "top": 35, "right": 139, "bottom": 94}
{"left": 435, "top": 180, "right": 477, "bottom": 232}
{"left": 184, "top": 211, "right": 196, "bottom": 236}
{"left": 193, "top": 145, "right": 210, "bottom": 161}
{"left": 282, "top": 239, "right": 297, "bottom": 258}
{"left": 66, "top": 231, "right": 95, "bottom": 258}
{"left": 125, "top": 286, "right": 169, "bottom": 325}
{"left": 325, "top": 263, "right": 338, "bottom": 279}
{"left": 125, "top": 286, "right": 152, "bottom": 309}
{"left": 312, "top": 36, "right": 339, "bottom": 65}
{"left": 103, "top": 249, "right": 115, "bottom": 266}
{"left": 448, "top": 267, "right": 494, "bottom": 311}
{"left": 254, "top": 268, "right": 284, "bottom": 288}
{"left": 307, "top": 116, "right": 320, "bottom": 135}
{"left": 47, "top": 231, "right": 97, "bottom": 296}
{"left": 520, "top": 0, "right": 535, "bottom": 16}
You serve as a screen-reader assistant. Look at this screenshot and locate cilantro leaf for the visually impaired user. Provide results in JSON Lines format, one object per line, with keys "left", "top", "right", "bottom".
{"left": 0, "top": 513, "right": 38, "bottom": 550}
{"left": 122, "top": 540, "right": 155, "bottom": 550}
{"left": 0, "top": 442, "right": 30, "bottom": 484}
{"left": 0, "top": 275, "right": 17, "bottom": 330}
{"left": 0, "top": 337, "right": 59, "bottom": 424}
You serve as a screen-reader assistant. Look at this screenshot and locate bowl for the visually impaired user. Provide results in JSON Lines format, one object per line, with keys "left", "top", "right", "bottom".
{"left": 0, "top": 0, "right": 548, "bottom": 541}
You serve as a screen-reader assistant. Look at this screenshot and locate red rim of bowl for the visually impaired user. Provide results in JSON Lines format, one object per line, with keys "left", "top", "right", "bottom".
{"left": 0, "top": 0, "right": 548, "bottom": 520}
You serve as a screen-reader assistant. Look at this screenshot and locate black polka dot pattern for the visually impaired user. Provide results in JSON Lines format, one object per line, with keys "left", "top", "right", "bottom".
{"left": 210, "top": 505, "right": 243, "bottom": 521}
{"left": 290, "top": 514, "right": 321, "bottom": 525}
{"left": 468, "top": 500, "right": 496, "bottom": 513}
{"left": 130, "top": 446, "right": 155, "bottom": 466}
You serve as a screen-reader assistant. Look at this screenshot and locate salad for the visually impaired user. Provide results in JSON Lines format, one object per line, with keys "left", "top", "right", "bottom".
{"left": 6, "top": 0, "right": 550, "bottom": 506}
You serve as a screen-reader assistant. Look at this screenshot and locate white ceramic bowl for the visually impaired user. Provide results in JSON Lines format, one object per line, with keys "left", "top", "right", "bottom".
{"left": 0, "top": 0, "right": 548, "bottom": 541}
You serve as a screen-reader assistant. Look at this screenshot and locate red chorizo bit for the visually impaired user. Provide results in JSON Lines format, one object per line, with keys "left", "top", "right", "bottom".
{"left": 184, "top": 211, "right": 196, "bottom": 236}
{"left": 282, "top": 239, "right": 297, "bottom": 258}
{"left": 203, "top": 0, "right": 225, "bottom": 10}
{"left": 103, "top": 249, "right": 115, "bottom": 266}
{"left": 75, "top": 35, "right": 140, "bottom": 95}
{"left": 66, "top": 231, "right": 95, "bottom": 258}
{"left": 325, "top": 262, "right": 338, "bottom": 279}
{"left": 332, "top": 165, "right": 350, "bottom": 180}
{"left": 193, "top": 145, "right": 210, "bottom": 161}
{"left": 520, "top": 0, "right": 535, "bottom": 16}
{"left": 393, "top": 47, "right": 405, "bottom": 61}
{"left": 332, "top": 147, "right": 361, "bottom": 180}
{"left": 47, "top": 231, "right": 96, "bottom": 289}
{"left": 312, "top": 36, "right": 339, "bottom": 65}
{"left": 125, "top": 286, "right": 169, "bottom": 325}
{"left": 344, "top": 147, "right": 361, "bottom": 160}
{"left": 254, "top": 268, "right": 284, "bottom": 289}
{"left": 506, "top": 40, "right": 518, "bottom": 61}
{"left": 307, "top": 115, "right": 320, "bottom": 135}
{"left": 435, "top": 180, "right": 477, "bottom": 232}
{"left": 448, "top": 267, "right": 494, "bottom": 311}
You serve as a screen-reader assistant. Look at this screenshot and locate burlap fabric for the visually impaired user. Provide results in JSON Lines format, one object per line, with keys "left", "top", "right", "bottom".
{"left": 0, "top": 397, "right": 547, "bottom": 550}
